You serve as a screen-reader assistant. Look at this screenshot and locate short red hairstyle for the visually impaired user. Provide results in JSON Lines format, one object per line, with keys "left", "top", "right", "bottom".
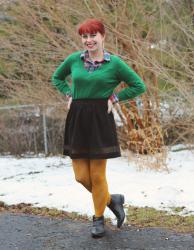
{"left": 78, "top": 19, "right": 105, "bottom": 36}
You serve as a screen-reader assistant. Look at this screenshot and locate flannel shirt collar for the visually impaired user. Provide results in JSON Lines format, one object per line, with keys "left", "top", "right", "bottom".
{"left": 80, "top": 50, "right": 111, "bottom": 62}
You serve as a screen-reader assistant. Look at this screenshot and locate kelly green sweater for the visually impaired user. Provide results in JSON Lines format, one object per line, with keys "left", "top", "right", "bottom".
{"left": 51, "top": 51, "right": 146, "bottom": 101}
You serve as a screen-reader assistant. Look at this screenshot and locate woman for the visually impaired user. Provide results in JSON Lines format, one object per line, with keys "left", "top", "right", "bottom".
{"left": 51, "top": 18, "right": 146, "bottom": 238}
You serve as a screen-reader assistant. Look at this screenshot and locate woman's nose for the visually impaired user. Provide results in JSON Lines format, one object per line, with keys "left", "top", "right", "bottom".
{"left": 86, "top": 36, "right": 92, "bottom": 42}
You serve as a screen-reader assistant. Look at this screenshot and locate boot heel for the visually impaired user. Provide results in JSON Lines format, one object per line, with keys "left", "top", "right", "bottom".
{"left": 107, "top": 194, "right": 125, "bottom": 228}
{"left": 120, "top": 194, "right": 125, "bottom": 204}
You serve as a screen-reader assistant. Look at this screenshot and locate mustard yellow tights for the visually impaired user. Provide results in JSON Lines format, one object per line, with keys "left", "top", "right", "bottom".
{"left": 72, "top": 159, "right": 111, "bottom": 217}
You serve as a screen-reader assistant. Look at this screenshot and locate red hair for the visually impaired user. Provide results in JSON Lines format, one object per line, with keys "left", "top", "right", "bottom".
{"left": 78, "top": 19, "right": 105, "bottom": 36}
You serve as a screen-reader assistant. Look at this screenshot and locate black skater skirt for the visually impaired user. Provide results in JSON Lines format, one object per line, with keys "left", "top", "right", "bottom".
{"left": 63, "top": 98, "right": 121, "bottom": 159}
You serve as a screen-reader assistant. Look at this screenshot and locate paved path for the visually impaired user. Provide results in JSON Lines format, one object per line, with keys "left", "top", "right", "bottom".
{"left": 0, "top": 212, "right": 194, "bottom": 250}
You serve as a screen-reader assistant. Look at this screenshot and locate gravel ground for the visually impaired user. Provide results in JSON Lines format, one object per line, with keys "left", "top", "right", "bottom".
{"left": 0, "top": 212, "right": 194, "bottom": 250}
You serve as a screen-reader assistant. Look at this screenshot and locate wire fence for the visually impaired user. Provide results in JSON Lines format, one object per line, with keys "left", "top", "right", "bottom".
{"left": 0, "top": 103, "right": 67, "bottom": 156}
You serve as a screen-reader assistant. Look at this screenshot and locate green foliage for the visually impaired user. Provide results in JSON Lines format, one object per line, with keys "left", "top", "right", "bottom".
{"left": 70, "top": 15, "right": 80, "bottom": 26}
{"left": 0, "top": 28, "right": 9, "bottom": 36}
{"left": 0, "top": 60, "right": 6, "bottom": 75}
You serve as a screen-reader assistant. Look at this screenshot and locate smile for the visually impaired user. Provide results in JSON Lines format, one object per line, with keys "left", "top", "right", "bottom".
{"left": 86, "top": 42, "right": 97, "bottom": 47}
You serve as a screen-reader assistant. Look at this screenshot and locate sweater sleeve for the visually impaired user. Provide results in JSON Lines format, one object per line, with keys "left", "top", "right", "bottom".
{"left": 116, "top": 57, "right": 146, "bottom": 102}
{"left": 51, "top": 54, "right": 73, "bottom": 96}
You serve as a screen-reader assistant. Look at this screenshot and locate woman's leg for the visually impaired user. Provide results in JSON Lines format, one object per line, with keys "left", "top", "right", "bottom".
{"left": 90, "top": 159, "right": 111, "bottom": 217}
{"left": 72, "top": 159, "right": 92, "bottom": 192}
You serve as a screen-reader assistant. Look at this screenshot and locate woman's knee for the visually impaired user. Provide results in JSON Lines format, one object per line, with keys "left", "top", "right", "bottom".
{"left": 90, "top": 159, "right": 107, "bottom": 186}
{"left": 74, "top": 175, "right": 89, "bottom": 185}
{"left": 90, "top": 172, "right": 106, "bottom": 186}
{"left": 72, "top": 159, "right": 90, "bottom": 184}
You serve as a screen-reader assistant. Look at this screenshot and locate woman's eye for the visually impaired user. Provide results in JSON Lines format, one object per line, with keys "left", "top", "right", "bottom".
{"left": 82, "top": 33, "right": 96, "bottom": 39}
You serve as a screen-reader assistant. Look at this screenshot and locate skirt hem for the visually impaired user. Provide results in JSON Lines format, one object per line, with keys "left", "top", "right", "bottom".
{"left": 63, "top": 151, "right": 121, "bottom": 159}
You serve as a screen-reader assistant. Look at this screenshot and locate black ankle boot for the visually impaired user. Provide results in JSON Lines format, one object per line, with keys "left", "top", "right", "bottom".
{"left": 91, "top": 215, "right": 105, "bottom": 238}
{"left": 107, "top": 194, "right": 125, "bottom": 228}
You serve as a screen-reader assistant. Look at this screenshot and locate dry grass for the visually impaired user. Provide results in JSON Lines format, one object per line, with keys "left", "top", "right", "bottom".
{"left": 0, "top": 0, "right": 194, "bottom": 169}
{"left": 1, "top": 201, "right": 194, "bottom": 233}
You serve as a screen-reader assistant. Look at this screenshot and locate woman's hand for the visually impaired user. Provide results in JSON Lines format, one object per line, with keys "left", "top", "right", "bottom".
{"left": 107, "top": 93, "right": 119, "bottom": 114}
{"left": 67, "top": 96, "right": 72, "bottom": 110}
{"left": 107, "top": 99, "right": 114, "bottom": 114}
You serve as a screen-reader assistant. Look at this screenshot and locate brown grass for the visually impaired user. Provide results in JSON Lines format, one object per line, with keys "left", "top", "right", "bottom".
{"left": 0, "top": 0, "right": 194, "bottom": 169}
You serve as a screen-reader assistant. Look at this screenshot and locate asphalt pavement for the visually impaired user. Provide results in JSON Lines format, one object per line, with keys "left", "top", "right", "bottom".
{"left": 0, "top": 212, "right": 194, "bottom": 250}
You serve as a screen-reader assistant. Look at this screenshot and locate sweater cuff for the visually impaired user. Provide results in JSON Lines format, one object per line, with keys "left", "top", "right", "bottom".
{"left": 109, "top": 93, "right": 119, "bottom": 104}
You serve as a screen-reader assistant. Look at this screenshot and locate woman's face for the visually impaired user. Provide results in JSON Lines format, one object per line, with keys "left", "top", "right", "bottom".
{"left": 81, "top": 31, "right": 105, "bottom": 52}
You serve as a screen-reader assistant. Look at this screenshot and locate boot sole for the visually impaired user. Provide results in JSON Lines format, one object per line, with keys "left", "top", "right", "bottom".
{"left": 91, "top": 231, "right": 105, "bottom": 238}
{"left": 120, "top": 194, "right": 125, "bottom": 205}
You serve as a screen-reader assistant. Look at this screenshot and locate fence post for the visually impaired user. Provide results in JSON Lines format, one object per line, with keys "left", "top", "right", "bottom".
{"left": 42, "top": 108, "right": 48, "bottom": 155}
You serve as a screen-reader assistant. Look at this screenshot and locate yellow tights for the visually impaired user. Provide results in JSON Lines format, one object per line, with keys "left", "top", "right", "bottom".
{"left": 72, "top": 159, "right": 111, "bottom": 217}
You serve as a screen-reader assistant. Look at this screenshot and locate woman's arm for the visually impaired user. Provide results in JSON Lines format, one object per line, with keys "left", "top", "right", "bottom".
{"left": 51, "top": 54, "right": 73, "bottom": 97}
{"left": 116, "top": 57, "right": 146, "bottom": 102}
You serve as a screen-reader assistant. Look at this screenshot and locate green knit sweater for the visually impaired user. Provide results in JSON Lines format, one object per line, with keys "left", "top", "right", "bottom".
{"left": 51, "top": 51, "right": 146, "bottom": 101}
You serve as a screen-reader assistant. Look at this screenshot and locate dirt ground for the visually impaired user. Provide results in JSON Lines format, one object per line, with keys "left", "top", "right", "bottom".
{"left": 0, "top": 211, "right": 194, "bottom": 250}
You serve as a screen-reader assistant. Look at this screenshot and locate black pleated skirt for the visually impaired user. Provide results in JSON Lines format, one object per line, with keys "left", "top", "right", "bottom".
{"left": 63, "top": 98, "right": 121, "bottom": 159}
